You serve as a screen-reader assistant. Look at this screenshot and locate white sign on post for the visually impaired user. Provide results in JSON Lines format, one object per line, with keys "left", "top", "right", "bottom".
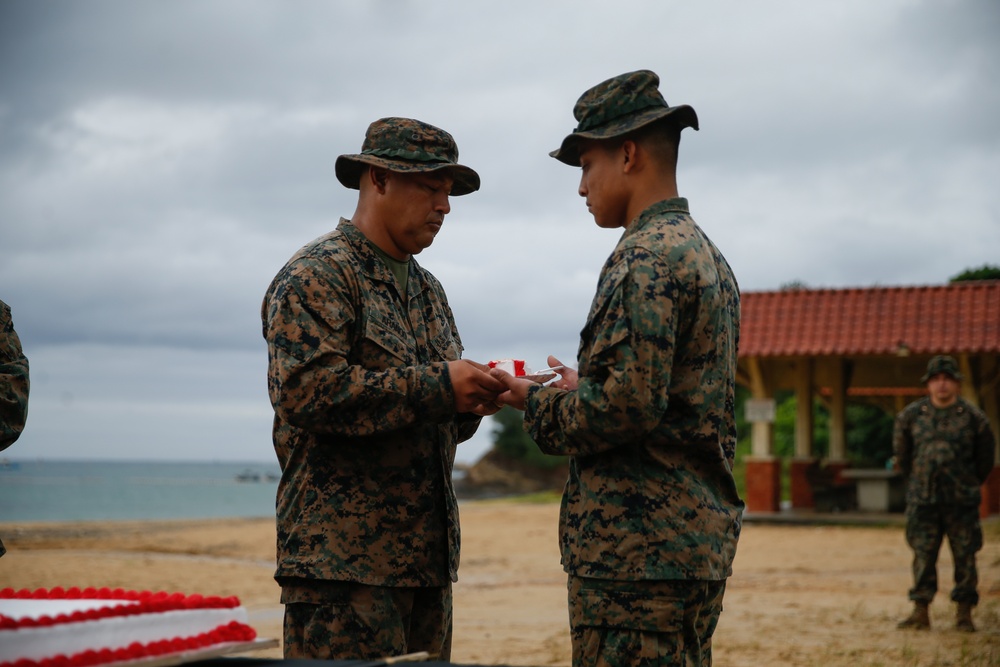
{"left": 744, "top": 398, "right": 776, "bottom": 423}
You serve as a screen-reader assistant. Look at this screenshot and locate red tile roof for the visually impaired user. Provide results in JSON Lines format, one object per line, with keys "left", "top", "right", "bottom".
{"left": 739, "top": 282, "right": 1000, "bottom": 357}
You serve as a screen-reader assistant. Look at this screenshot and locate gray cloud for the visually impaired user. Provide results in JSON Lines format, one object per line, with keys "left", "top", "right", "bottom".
{"left": 1, "top": 0, "right": 997, "bottom": 463}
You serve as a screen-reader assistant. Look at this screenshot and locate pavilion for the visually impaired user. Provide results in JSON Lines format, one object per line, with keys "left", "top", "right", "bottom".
{"left": 737, "top": 281, "right": 1000, "bottom": 516}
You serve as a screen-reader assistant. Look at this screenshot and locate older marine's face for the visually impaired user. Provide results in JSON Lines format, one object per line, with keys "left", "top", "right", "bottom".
{"left": 381, "top": 170, "right": 454, "bottom": 258}
{"left": 926, "top": 372, "right": 960, "bottom": 408}
{"left": 577, "top": 141, "right": 629, "bottom": 229}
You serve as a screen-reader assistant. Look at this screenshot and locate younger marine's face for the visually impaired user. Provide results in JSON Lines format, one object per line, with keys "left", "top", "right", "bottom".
{"left": 577, "top": 141, "right": 629, "bottom": 229}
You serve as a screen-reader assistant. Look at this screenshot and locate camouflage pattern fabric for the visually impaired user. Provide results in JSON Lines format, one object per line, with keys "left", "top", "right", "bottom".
{"left": 904, "top": 504, "right": 982, "bottom": 605}
{"left": 894, "top": 396, "right": 995, "bottom": 606}
{"left": 0, "top": 298, "right": 29, "bottom": 559}
{"left": 335, "top": 117, "right": 480, "bottom": 196}
{"left": 550, "top": 70, "right": 698, "bottom": 167}
{"left": 281, "top": 579, "right": 452, "bottom": 660}
{"left": 920, "top": 354, "right": 963, "bottom": 383}
{"left": 261, "top": 219, "right": 480, "bottom": 590}
{"left": 524, "top": 198, "right": 744, "bottom": 582}
{"left": 893, "top": 397, "right": 995, "bottom": 506}
{"left": 0, "top": 299, "right": 29, "bottom": 452}
{"left": 568, "top": 576, "right": 726, "bottom": 667}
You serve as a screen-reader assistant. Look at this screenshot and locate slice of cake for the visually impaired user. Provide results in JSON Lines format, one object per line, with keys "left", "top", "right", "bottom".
{"left": 0, "top": 587, "right": 258, "bottom": 666}
{"left": 487, "top": 359, "right": 530, "bottom": 376}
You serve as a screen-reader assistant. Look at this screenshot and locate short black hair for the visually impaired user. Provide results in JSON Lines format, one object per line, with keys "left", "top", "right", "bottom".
{"left": 624, "top": 119, "right": 681, "bottom": 170}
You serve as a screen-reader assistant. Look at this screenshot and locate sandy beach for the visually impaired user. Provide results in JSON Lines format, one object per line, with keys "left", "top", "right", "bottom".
{"left": 1, "top": 502, "right": 998, "bottom": 666}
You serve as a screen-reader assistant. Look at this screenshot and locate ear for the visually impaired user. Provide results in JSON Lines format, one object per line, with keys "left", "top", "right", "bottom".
{"left": 621, "top": 140, "right": 639, "bottom": 174}
{"left": 366, "top": 166, "right": 390, "bottom": 194}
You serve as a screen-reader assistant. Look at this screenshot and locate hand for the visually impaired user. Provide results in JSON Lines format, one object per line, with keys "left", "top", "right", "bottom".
{"left": 448, "top": 360, "right": 507, "bottom": 413}
{"left": 488, "top": 369, "right": 535, "bottom": 411}
{"left": 546, "top": 355, "right": 578, "bottom": 391}
{"left": 469, "top": 402, "right": 504, "bottom": 417}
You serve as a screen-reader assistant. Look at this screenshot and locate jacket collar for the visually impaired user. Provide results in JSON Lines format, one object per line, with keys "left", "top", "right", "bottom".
{"left": 338, "top": 218, "right": 427, "bottom": 297}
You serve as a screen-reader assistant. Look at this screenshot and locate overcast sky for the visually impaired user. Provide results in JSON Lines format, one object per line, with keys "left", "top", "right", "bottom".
{"left": 1, "top": 0, "right": 997, "bottom": 464}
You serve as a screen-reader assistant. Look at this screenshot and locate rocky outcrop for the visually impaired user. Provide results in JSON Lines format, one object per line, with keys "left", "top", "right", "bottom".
{"left": 454, "top": 449, "right": 568, "bottom": 499}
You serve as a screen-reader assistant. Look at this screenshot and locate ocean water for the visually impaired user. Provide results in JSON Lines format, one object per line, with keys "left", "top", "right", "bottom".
{"left": 0, "top": 459, "right": 283, "bottom": 523}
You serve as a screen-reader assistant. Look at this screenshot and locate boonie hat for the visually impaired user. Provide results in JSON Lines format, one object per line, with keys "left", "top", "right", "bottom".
{"left": 920, "top": 355, "right": 963, "bottom": 383}
{"left": 335, "top": 117, "right": 480, "bottom": 196}
{"left": 550, "top": 69, "right": 699, "bottom": 166}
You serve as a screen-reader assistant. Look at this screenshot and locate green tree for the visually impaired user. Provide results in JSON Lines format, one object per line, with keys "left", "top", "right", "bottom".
{"left": 844, "top": 402, "right": 894, "bottom": 467}
{"left": 490, "top": 406, "right": 567, "bottom": 469}
{"left": 950, "top": 264, "right": 1000, "bottom": 282}
{"left": 771, "top": 395, "right": 893, "bottom": 467}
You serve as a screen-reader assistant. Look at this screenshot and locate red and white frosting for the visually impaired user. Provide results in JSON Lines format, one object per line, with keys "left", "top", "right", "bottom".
{"left": 488, "top": 359, "right": 529, "bottom": 377}
{"left": 0, "top": 587, "right": 256, "bottom": 667}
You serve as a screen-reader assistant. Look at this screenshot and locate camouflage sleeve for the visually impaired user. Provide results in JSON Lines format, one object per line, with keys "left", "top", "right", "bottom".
{"left": 263, "top": 257, "right": 456, "bottom": 437}
{"left": 973, "top": 411, "right": 996, "bottom": 483}
{"left": 0, "top": 301, "right": 30, "bottom": 451}
{"left": 893, "top": 408, "right": 914, "bottom": 477}
{"left": 526, "top": 250, "right": 677, "bottom": 456}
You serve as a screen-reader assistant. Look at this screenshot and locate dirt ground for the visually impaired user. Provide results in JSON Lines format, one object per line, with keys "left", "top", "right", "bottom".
{"left": 1, "top": 502, "right": 998, "bottom": 666}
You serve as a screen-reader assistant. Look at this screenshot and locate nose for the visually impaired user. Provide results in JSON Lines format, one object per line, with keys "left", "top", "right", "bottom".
{"left": 435, "top": 192, "right": 451, "bottom": 215}
{"left": 578, "top": 175, "right": 587, "bottom": 198}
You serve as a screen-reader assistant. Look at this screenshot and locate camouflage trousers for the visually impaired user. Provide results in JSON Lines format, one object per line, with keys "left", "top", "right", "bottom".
{"left": 905, "top": 503, "right": 983, "bottom": 605}
{"left": 568, "top": 575, "right": 727, "bottom": 667}
{"left": 280, "top": 578, "right": 452, "bottom": 660}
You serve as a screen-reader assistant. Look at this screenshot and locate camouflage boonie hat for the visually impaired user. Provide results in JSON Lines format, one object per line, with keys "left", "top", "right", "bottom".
{"left": 921, "top": 355, "right": 963, "bottom": 383}
{"left": 335, "top": 117, "right": 480, "bottom": 196}
{"left": 550, "top": 69, "right": 699, "bottom": 166}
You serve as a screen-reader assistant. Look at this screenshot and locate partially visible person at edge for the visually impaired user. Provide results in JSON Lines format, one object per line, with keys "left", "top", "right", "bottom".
{"left": 894, "top": 355, "right": 995, "bottom": 633}
{"left": 1, "top": 298, "right": 30, "bottom": 558}
{"left": 491, "top": 70, "right": 744, "bottom": 666}
{"left": 261, "top": 117, "right": 506, "bottom": 660}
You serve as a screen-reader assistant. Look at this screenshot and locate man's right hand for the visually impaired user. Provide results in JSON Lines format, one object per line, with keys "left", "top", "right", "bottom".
{"left": 448, "top": 360, "right": 507, "bottom": 413}
{"left": 545, "top": 355, "right": 578, "bottom": 391}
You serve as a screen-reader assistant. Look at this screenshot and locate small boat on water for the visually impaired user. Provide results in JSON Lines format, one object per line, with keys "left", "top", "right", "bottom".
{"left": 235, "top": 469, "right": 280, "bottom": 483}
{"left": 0, "top": 458, "right": 20, "bottom": 471}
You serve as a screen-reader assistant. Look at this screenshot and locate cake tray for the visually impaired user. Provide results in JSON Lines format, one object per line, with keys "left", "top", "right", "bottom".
{"left": 111, "top": 637, "right": 281, "bottom": 667}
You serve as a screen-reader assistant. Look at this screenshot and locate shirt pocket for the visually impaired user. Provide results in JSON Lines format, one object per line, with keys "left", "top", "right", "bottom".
{"left": 360, "top": 314, "right": 412, "bottom": 365}
{"left": 580, "top": 261, "right": 631, "bottom": 372}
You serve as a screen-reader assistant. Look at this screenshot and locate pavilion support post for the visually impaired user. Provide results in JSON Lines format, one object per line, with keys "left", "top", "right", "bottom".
{"left": 983, "top": 468, "right": 1000, "bottom": 518}
{"left": 976, "top": 353, "right": 1000, "bottom": 517}
{"left": 826, "top": 358, "right": 850, "bottom": 483}
{"left": 745, "top": 356, "right": 774, "bottom": 458}
{"left": 791, "top": 357, "right": 817, "bottom": 509}
{"left": 744, "top": 356, "right": 780, "bottom": 513}
{"left": 958, "top": 353, "right": 980, "bottom": 408}
{"left": 794, "top": 358, "right": 814, "bottom": 458}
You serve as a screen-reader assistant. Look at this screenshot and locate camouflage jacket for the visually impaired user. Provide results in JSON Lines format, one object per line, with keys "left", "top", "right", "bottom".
{"left": 1, "top": 299, "right": 29, "bottom": 452}
{"left": 524, "top": 198, "right": 744, "bottom": 581}
{"left": 894, "top": 396, "right": 995, "bottom": 506}
{"left": 261, "top": 219, "right": 480, "bottom": 587}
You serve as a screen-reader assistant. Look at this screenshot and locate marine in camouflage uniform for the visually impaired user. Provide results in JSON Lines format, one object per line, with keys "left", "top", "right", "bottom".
{"left": 493, "top": 70, "right": 743, "bottom": 666}
{"left": 894, "top": 355, "right": 995, "bottom": 632}
{"left": 0, "top": 299, "right": 30, "bottom": 558}
{"left": 261, "top": 118, "right": 504, "bottom": 660}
